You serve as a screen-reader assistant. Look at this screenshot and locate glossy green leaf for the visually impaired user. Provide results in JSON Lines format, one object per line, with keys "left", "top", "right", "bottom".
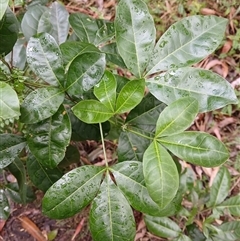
{"left": 160, "top": 132, "right": 229, "bottom": 167}
{"left": 94, "top": 71, "right": 117, "bottom": 112}
{"left": 26, "top": 33, "right": 65, "bottom": 87}
{"left": 207, "top": 166, "right": 230, "bottom": 207}
{"left": 187, "top": 223, "right": 206, "bottom": 241}
{"left": 0, "top": 189, "right": 10, "bottom": 220}
{"left": 115, "top": 0, "right": 156, "bottom": 78}
{"left": 21, "top": 5, "right": 48, "bottom": 40}
{"left": 59, "top": 145, "right": 80, "bottom": 167}
{"left": 111, "top": 161, "right": 171, "bottom": 216}
{"left": 126, "top": 93, "right": 166, "bottom": 133}
{"left": 143, "top": 141, "right": 179, "bottom": 208}
{"left": 144, "top": 215, "right": 181, "bottom": 238}
{"left": 117, "top": 128, "right": 152, "bottom": 162}
{"left": 147, "top": 67, "right": 238, "bottom": 112}
{"left": 20, "top": 87, "right": 65, "bottom": 124}
{"left": 0, "top": 7, "right": 18, "bottom": 56}
{"left": 42, "top": 165, "right": 104, "bottom": 219}
{"left": 7, "top": 157, "right": 27, "bottom": 204}
{"left": 66, "top": 51, "right": 105, "bottom": 97}
{"left": 0, "top": 81, "right": 20, "bottom": 120}
{"left": 146, "top": 15, "right": 228, "bottom": 75}
{"left": 115, "top": 79, "right": 145, "bottom": 114}
{"left": 0, "top": 0, "right": 9, "bottom": 21}
{"left": 26, "top": 154, "right": 63, "bottom": 192}
{"left": 94, "top": 20, "right": 115, "bottom": 45}
{"left": 216, "top": 195, "right": 240, "bottom": 216}
{"left": 101, "top": 43, "right": 126, "bottom": 68}
{"left": 155, "top": 97, "right": 198, "bottom": 138}
{"left": 72, "top": 100, "right": 113, "bottom": 124}
{"left": 49, "top": 2, "right": 69, "bottom": 44}
{"left": 0, "top": 134, "right": 26, "bottom": 168}
{"left": 26, "top": 105, "right": 71, "bottom": 168}
{"left": 89, "top": 174, "right": 136, "bottom": 241}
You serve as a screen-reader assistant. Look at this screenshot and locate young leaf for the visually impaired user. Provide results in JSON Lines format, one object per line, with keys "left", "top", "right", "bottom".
{"left": 115, "top": 0, "right": 156, "bottom": 78}
{"left": 147, "top": 67, "right": 238, "bottom": 112}
{"left": 0, "top": 0, "right": 9, "bottom": 21}
{"left": 115, "top": 79, "right": 145, "bottom": 114}
{"left": 143, "top": 141, "right": 179, "bottom": 208}
{"left": 20, "top": 87, "right": 65, "bottom": 124}
{"left": 0, "top": 82, "right": 20, "bottom": 120}
{"left": 72, "top": 100, "right": 113, "bottom": 124}
{"left": 66, "top": 52, "right": 105, "bottom": 97}
{"left": 159, "top": 132, "right": 229, "bottom": 167}
{"left": 0, "top": 189, "right": 10, "bottom": 220}
{"left": 216, "top": 195, "right": 240, "bottom": 216}
{"left": 146, "top": 15, "right": 228, "bottom": 75}
{"left": 144, "top": 215, "right": 181, "bottom": 238}
{"left": 26, "top": 105, "right": 71, "bottom": 168}
{"left": 26, "top": 33, "right": 65, "bottom": 87}
{"left": 155, "top": 97, "right": 198, "bottom": 138}
{"left": 94, "top": 71, "right": 117, "bottom": 112}
{"left": 207, "top": 166, "right": 231, "bottom": 207}
{"left": 89, "top": 174, "right": 136, "bottom": 241}
{"left": 0, "top": 134, "right": 26, "bottom": 168}
{"left": 26, "top": 154, "right": 63, "bottom": 192}
{"left": 42, "top": 165, "right": 105, "bottom": 219}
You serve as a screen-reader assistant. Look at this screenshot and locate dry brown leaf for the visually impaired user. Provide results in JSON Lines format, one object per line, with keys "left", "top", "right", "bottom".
{"left": 200, "top": 8, "right": 216, "bottom": 15}
{"left": 221, "top": 40, "right": 232, "bottom": 54}
{"left": 71, "top": 217, "right": 86, "bottom": 241}
{"left": 0, "top": 220, "right": 6, "bottom": 233}
{"left": 18, "top": 216, "right": 47, "bottom": 241}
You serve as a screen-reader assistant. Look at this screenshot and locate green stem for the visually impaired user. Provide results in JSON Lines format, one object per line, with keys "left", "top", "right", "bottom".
{"left": 99, "top": 123, "right": 108, "bottom": 168}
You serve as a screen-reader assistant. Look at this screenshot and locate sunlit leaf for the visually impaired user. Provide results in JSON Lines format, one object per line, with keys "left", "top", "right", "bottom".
{"left": 89, "top": 174, "right": 136, "bottom": 241}
{"left": 159, "top": 132, "right": 229, "bottom": 167}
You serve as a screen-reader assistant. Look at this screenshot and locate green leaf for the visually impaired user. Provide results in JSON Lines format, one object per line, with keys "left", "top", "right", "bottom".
{"left": 26, "top": 105, "right": 71, "bottom": 168}
{"left": 0, "top": 81, "right": 20, "bottom": 120}
{"left": 49, "top": 2, "right": 69, "bottom": 44}
{"left": 0, "top": 0, "right": 9, "bottom": 21}
{"left": 126, "top": 93, "right": 166, "bottom": 133}
{"left": 207, "top": 166, "right": 230, "bottom": 207}
{"left": 21, "top": 5, "right": 48, "bottom": 40}
{"left": 146, "top": 15, "right": 228, "bottom": 75}
{"left": 66, "top": 51, "right": 105, "bottom": 97}
{"left": 117, "top": 128, "right": 152, "bottom": 162}
{"left": 174, "top": 234, "right": 192, "bottom": 241}
{"left": 42, "top": 165, "right": 104, "bottom": 219}
{"left": 94, "top": 20, "right": 115, "bottom": 45}
{"left": 115, "top": 79, "right": 145, "bottom": 114}
{"left": 20, "top": 87, "right": 64, "bottom": 124}
{"left": 89, "top": 174, "right": 136, "bottom": 241}
{"left": 7, "top": 157, "right": 27, "bottom": 204}
{"left": 72, "top": 100, "right": 113, "bottom": 124}
{"left": 219, "top": 221, "right": 240, "bottom": 239}
{"left": 59, "top": 145, "right": 80, "bottom": 167}
{"left": 26, "top": 154, "right": 63, "bottom": 192}
{"left": 155, "top": 97, "right": 198, "bottom": 138}
{"left": 0, "top": 189, "right": 10, "bottom": 220}
{"left": 111, "top": 161, "right": 171, "bottom": 216}
{"left": 147, "top": 67, "right": 238, "bottom": 112}
{"left": 144, "top": 215, "right": 181, "bottom": 238}
{"left": 143, "top": 141, "right": 179, "bottom": 208}
{"left": 0, "top": 7, "right": 18, "bottom": 56}
{"left": 94, "top": 71, "right": 117, "bottom": 112}
{"left": 115, "top": 0, "right": 156, "bottom": 78}
{"left": 26, "top": 32, "right": 65, "bottom": 87}
{"left": 216, "top": 195, "right": 240, "bottom": 216}
{"left": 0, "top": 134, "right": 26, "bottom": 168}
{"left": 187, "top": 223, "right": 206, "bottom": 241}
{"left": 159, "top": 132, "right": 229, "bottom": 167}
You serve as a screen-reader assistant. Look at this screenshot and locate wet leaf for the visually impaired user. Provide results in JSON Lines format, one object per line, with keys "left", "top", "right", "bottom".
{"left": 160, "top": 132, "right": 229, "bottom": 167}
{"left": 89, "top": 174, "right": 136, "bottom": 241}
{"left": 26, "top": 33, "right": 65, "bottom": 87}
{"left": 26, "top": 105, "right": 71, "bottom": 168}
{"left": 20, "top": 87, "right": 64, "bottom": 124}
{"left": 42, "top": 165, "right": 105, "bottom": 219}
{"left": 0, "top": 134, "right": 26, "bottom": 168}
{"left": 147, "top": 67, "right": 238, "bottom": 112}
{"left": 26, "top": 154, "right": 63, "bottom": 192}
{"left": 115, "top": 0, "right": 156, "bottom": 78}
{"left": 155, "top": 97, "right": 198, "bottom": 138}
{"left": 0, "top": 189, "right": 10, "bottom": 220}
{"left": 146, "top": 15, "right": 228, "bottom": 75}
{"left": 94, "top": 20, "right": 115, "bottom": 45}
{"left": 143, "top": 141, "right": 179, "bottom": 208}
{"left": 0, "top": 81, "right": 20, "bottom": 120}
{"left": 0, "top": 0, "right": 9, "bottom": 20}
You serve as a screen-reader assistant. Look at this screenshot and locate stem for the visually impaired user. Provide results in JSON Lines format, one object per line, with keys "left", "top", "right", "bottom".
{"left": 0, "top": 58, "right": 12, "bottom": 73}
{"left": 99, "top": 123, "right": 108, "bottom": 168}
